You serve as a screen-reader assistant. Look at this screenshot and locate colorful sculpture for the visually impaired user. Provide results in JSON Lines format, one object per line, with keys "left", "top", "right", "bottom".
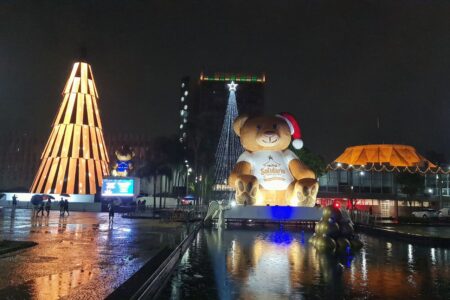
{"left": 309, "top": 205, "right": 363, "bottom": 253}
{"left": 111, "top": 145, "right": 135, "bottom": 177}
{"left": 228, "top": 113, "right": 318, "bottom": 206}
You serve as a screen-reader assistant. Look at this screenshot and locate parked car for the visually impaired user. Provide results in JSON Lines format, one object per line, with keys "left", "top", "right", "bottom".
{"left": 411, "top": 209, "right": 439, "bottom": 219}
{"left": 180, "top": 194, "right": 196, "bottom": 206}
{"left": 438, "top": 208, "right": 450, "bottom": 218}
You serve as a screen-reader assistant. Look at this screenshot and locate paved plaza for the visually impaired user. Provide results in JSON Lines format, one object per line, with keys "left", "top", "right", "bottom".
{"left": 0, "top": 208, "right": 186, "bottom": 299}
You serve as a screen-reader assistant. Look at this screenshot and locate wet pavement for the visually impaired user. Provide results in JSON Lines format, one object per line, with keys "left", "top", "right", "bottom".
{"left": 0, "top": 208, "right": 186, "bottom": 300}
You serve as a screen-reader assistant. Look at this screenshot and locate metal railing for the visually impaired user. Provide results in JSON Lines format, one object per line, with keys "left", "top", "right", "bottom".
{"left": 350, "top": 210, "right": 381, "bottom": 225}
{"left": 133, "top": 222, "right": 202, "bottom": 300}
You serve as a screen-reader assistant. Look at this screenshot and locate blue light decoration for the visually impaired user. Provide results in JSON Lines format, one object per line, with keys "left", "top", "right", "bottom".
{"left": 270, "top": 205, "right": 293, "bottom": 220}
{"left": 214, "top": 81, "right": 244, "bottom": 185}
{"left": 117, "top": 161, "right": 131, "bottom": 173}
{"left": 269, "top": 229, "right": 293, "bottom": 245}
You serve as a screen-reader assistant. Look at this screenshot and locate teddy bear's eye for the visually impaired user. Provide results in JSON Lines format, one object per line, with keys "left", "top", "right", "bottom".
{"left": 256, "top": 125, "right": 261, "bottom": 130}
{"left": 272, "top": 124, "right": 277, "bottom": 129}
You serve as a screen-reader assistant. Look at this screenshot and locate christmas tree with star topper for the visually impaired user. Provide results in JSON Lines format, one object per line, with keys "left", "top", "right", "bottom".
{"left": 213, "top": 81, "right": 244, "bottom": 188}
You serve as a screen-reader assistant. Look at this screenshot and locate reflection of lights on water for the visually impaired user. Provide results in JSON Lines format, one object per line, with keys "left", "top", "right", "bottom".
{"left": 361, "top": 248, "right": 367, "bottom": 282}
{"left": 408, "top": 244, "right": 414, "bottom": 265}
{"left": 269, "top": 230, "right": 293, "bottom": 245}
{"left": 181, "top": 248, "right": 190, "bottom": 264}
{"left": 386, "top": 242, "right": 392, "bottom": 258}
{"left": 99, "top": 223, "right": 110, "bottom": 231}
{"left": 431, "top": 248, "right": 436, "bottom": 265}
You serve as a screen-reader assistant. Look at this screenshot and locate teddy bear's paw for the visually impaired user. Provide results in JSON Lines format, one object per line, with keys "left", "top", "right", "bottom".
{"left": 295, "top": 179, "right": 319, "bottom": 207}
{"left": 236, "top": 191, "right": 256, "bottom": 206}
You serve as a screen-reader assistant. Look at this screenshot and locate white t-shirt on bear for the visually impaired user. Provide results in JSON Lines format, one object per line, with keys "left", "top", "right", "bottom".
{"left": 237, "top": 150, "right": 297, "bottom": 190}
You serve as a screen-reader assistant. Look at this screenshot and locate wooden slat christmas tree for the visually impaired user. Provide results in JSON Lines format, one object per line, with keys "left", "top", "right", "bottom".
{"left": 30, "top": 62, "right": 110, "bottom": 194}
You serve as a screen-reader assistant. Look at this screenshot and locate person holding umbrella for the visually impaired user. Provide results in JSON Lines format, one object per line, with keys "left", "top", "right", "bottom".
{"left": 37, "top": 199, "right": 45, "bottom": 216}
{"left": 30, "top": 194, "right": 44, "bottom": 217}
{"left": 45, "top": 198, "right": 52, "bottom": 217}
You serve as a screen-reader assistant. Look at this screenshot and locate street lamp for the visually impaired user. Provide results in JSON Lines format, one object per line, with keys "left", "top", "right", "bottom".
{"left": 185, "top": 164, "right": 192, "bottom": 195}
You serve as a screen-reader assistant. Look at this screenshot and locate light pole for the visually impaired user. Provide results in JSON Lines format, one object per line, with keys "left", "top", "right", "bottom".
{"left": 185, "top": 160, "right": 192, "bottom": 196}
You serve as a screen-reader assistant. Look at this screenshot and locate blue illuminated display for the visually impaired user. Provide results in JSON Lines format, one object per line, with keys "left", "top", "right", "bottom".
{"left": 270, "top": 206, "right": 293, "bottom": 220}
{"left": 101, "top": 178, "right": 135, "bottom": 196}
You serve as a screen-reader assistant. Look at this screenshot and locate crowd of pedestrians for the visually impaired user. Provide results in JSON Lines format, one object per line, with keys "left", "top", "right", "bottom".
{"left": 31, "top": 196, "right": 70, "bottom": 218}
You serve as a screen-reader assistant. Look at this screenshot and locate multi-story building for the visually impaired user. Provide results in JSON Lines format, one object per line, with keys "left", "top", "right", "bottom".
{"left": 178, "top": 76, "right": 190, "bottom": 148}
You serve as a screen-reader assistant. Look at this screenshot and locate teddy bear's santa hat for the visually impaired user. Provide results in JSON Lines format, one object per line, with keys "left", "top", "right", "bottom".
{"left": 276, "top": 112, "right": 303, "bottom": 149}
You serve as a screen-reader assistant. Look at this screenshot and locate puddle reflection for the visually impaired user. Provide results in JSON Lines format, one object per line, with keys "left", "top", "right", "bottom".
{"left": 161, "top": 228, "right": 450, "bottom": 300}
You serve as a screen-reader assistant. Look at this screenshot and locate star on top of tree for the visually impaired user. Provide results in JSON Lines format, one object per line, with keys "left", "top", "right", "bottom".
{"left": 227, "top": 81, "right": 238, "bottom": 92}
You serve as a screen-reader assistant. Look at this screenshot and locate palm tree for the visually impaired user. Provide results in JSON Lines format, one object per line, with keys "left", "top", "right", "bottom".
{"left": 138, "top": 135, "right": 187, "bottom": 209}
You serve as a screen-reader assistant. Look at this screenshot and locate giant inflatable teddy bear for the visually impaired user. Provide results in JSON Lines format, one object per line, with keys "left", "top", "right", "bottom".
{"left": 228, "top": 113, "right": 319, "bottom": 207}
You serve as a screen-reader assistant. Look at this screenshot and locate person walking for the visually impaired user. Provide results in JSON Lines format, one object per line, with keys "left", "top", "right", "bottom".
{"left": 12, "top": 194, "right": 18, "bottom": 209}
{"left": 108, "top": 202, "right": 115, "bottom": 223}
{"left": 63, "top": 199, "right": 70, "bottom": 216}
{"left": 45, "top": 198, "right": 52, "bottom": 217}
{"left": 59, "top": 198, "right": 65, "bottom": 216}
{"left": 37, "top": 201, "right": 45, "bottom": 216}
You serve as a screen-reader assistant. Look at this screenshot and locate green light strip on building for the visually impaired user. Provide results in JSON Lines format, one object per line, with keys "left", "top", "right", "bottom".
{"left": 202, "top": 76, "right": 264, "bottom": 83}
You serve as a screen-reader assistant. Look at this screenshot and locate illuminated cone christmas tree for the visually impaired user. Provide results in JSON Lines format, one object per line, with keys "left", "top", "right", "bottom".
{"left": 30, "top": 62, "right": 110, "bottom": 194}
{"left": 214, "top": 81, "right": 244, "bottom": 185}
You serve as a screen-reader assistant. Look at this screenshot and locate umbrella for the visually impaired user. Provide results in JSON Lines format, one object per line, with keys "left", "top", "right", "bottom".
{"left": 30, "top": 194, "right": 44, "bottom": 205}
{"left": 42, "top": 194, "right": 55, "bottom": 200}
{"left": 60, "top": 193, "right": 71, "bottom": 197}
{"left": 183, "top": 194, "right": 196, "bottom": 200}
{"left": 137, "top": 193, "right": 148, "bottom": 198}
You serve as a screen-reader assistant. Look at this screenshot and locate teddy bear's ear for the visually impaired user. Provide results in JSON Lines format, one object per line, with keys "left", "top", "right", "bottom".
{"left": 233, "top": 115, "right": 249, "bottom": 137}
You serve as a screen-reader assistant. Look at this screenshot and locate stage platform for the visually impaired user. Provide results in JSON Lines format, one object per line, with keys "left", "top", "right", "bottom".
{"left": 224, "top": 206, "right": 323, "bottom": 224}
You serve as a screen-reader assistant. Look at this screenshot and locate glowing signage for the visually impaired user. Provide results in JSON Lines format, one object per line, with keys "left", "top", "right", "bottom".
{"left": 101, "top": 178, "right": 135, "bottom": 197}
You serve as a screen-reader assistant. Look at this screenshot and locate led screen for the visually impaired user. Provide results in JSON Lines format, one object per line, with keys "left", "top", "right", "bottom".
{"left": 101, "top": 178, "right": 135, "bottom": 197}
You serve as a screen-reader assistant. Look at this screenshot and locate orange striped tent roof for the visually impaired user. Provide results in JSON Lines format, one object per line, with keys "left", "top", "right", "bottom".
{"left": 333, "top": 144, "right": 436, "bottom": 168}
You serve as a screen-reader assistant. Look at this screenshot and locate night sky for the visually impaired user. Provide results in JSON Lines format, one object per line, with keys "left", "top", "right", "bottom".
{"left": 0, "top": 0, "right": 449, "bottom": 161}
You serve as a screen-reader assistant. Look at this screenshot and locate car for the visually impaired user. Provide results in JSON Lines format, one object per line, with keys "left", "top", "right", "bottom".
{"left": 438, "top": 208, "right": 450, "bottom": 218}
{"left": 180, "top": 194, "right": 196, "bottom": 206}
{"left": 411, "top": 209, "right": 439, "bottom": 219}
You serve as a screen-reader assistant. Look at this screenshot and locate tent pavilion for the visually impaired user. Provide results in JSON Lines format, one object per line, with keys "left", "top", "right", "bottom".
{"left": 318, "top": 144, "right": 450, "bottom": 218}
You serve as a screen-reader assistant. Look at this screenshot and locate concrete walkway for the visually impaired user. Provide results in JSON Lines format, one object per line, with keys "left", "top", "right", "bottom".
{"left": 0, "top": 208, "right": 186, "bottom": 299}
{"left": 381, "top": 224, "right": 450, "bottom": 239}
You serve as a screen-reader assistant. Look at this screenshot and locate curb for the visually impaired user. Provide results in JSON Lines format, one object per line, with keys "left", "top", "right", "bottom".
{"left": 357, "top": 224, "right": 450, "bottom": 248}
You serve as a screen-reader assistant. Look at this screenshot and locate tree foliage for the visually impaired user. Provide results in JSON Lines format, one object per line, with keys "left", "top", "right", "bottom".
{"left": 291, "top": 147, "right": 327, "bottom": 178}
{"left": 395, "top": 172, "right": 424, "bottom": 198}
